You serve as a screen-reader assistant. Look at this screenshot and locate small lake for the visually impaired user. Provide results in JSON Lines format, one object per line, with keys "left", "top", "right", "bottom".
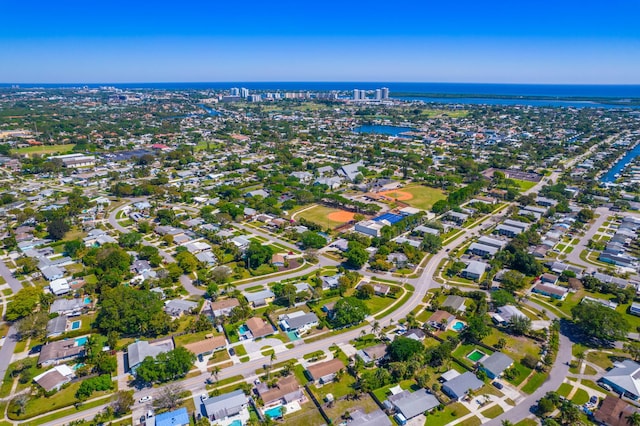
{"left": 353, "top": 125, "right": 416, "bottom": 136}
{"left": 600, "top": 143, "right": 640, "bottom": 183}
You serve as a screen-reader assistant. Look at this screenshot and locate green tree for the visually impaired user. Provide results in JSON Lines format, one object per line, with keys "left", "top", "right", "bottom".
{"left": 491, "top": 289, "right": 515, "bottom": 307}
{"left": 508, "top": 315, "right": 531, "bottom": 335}
{"left": 6, "top": 286, "right": 43, "bottom": 322}
{"left": 331, "top": 297, "right": 370, "bottom": 328}
{"left": 463, "top": 315, "right": 492, "bottom": 342}
{"left": 345, "top": 242, "right": 368, "bottom": 269}
{"left": 356, "top": 284, "right": 374, "bottom": 299}
{"left": 47, "top": 218, "right": 70, "bottom": 240}
{"left": 571, "top": 300, "right": 630, "bottom": 345}
{"left": 175, "top": 251, "right": 199, "bottom": 273}
{"left": 421, "top": 233, "right": 442, "bottom": 254}
{"left": 136, "top": 348, "right": 195, "bottom": 384}
{"left": 388, "top": 336, "right": 424, "bottom": 362}
{"left": 501, "top": 270, "right": 527, "bottom": 293}
{"left": 119, "top": 232, "right": 142, "bottom": 248}
{"left": 300, "top": 231, "right": 327, "bottom": 249}
{"left": 112, "top": 391, "right": 135, "bottom": 416}
{"left": 64, "top": 239, "right": 84, "bottom": 257}
{"left": 245, "top": 241, "right": 273, "bottom": 269}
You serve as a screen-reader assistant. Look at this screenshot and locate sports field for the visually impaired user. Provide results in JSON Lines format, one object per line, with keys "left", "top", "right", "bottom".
{"left": 378, "top": 185, "right": 446, "bottom": 210}
{"left": 512, "top": 179, "right": 537, "bottom": 192}
{"left": 13, "top": 144, "right": 76, "bottom": 155}
{"left": 295, "top": 205, "right": 355, "bottom": 229}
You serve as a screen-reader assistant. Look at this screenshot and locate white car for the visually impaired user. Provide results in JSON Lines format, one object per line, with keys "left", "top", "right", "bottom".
{"left": 201, "top": 393, "right": 209, "bottom": 401}
{"left": 139, "top": 395, "right": 152, "bottom": 403}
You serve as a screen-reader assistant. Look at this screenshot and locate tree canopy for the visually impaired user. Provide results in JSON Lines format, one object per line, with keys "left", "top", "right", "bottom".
{"left": 331, "top": 297, "right": 370, "bottom": 327}
{"left": 135, "top": 347, "right": 195, "bottom": 384}
{"left": 571, "top": 300, "right": 630, "bottom": 345}
{"left": 387, "top": 336, "right": 424, "bottom": 362}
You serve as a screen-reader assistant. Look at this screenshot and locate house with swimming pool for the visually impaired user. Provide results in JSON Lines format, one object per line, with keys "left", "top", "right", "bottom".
{"left": 256, "top": 375, "right": 305, "bottom": 408}
{"left": 279, "top": 311, "right": 319, "bottom": 336}
{"left": 426, "top": 310, "right": 455, "bottom": 331}
{"left": 38, "top": 338, "right": 87, "bottom": 367}
{"left": 203, "top": 389, "right": 250, "bottom": 424}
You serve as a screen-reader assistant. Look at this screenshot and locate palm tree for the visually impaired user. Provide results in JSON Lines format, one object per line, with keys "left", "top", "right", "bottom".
{"left": 627, "top": 412, "right": 640, "bottom": 426}
{"left": 576, "top": 351, "right": 585, "bottom": 369}
{"left": 371, "top": 321, "right": 381, "bottom": 336}
{"left": 268, "top": 352, "right": 276, "bottom": 380}
{"left": 210, "top": 366, "right": 221, "bottom": 383}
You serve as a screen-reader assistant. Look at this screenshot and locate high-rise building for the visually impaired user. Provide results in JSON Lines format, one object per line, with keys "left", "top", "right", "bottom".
{"left": 230, "top": 87, "right": 240, "bottom": 96}
{"left": 381, "top": 87, "right": 390, "bottom": 99}
{"left": 240, "top": 87, "right": 249, "bottom": 98}
{"left": 375, "top": 89, "right": 382, "bottom": 100}
{"left": 353, "top": 89, "right": 360, "bottom": 100}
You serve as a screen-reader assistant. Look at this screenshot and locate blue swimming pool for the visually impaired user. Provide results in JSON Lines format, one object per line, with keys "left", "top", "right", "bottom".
{"left": 229, "top": 420, "right": 242, "bottom": 426}
{"left": 73, "top": 363, "right": 85, "bottom": 371}
{"left": 71, "top": 320, "right": 81, "bottom": 330}
{"left": 75, "top": 337, "right": 88, "bottom": 346}
{"left": 265, "top": 406, "right": 283, "bottom": 419}
{"left": 84, "top": 297, "right": 91, "bottom": 304}
{"left": 238, "top": 325, "right": 249, "bottom": 334}
{"left": 452, "top": 321, "right": 465, "bottom": 332}
{"left": 286, "top": 331, "right": 300, "bottom": 341}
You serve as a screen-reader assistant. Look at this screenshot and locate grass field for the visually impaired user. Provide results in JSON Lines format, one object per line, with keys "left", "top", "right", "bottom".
{"left": 295, "top": 205, "right": 354, "bottom": 229}
{"left": 13, "top": 144, "right": 76, "bottom": 155}
{"left": 421, "top": 109, "right": 469, "bottom": 118}
{"left": 379, "top": 185, "right": 446, "bottom": 211}
{"left": 512, "top": 179, "right": 537, "bottom": 192}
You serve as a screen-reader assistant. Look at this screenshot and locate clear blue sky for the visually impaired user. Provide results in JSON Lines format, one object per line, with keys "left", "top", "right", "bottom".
{"left": 1, "top": 0, "right": 639, "bottom": 84}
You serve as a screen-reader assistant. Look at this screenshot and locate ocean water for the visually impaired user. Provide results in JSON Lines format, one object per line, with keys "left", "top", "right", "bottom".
{"left": 353, "top": 125, "right": 415, "bottom": 135}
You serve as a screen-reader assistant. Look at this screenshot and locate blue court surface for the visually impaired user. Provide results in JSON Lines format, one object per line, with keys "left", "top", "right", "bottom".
{"left": 373, "top": 213, "right": 404, "bottom": 224}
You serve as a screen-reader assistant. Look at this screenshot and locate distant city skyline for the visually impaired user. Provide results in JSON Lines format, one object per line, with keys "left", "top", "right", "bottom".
{"left": 1, "top": 0, "right": 639, "bottom": 84}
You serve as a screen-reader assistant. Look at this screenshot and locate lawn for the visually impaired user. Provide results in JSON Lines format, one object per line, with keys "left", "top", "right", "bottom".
{"left": 512, "top": 179, "right": 537, "bottom": 192}
{"left": 372, "top": 379, "right": 416, "bottom": 403}
{"left": 480, "top": 404, "right": 504, "bottom": 419}
{"left": 12, "top": 144, "right": 76, "bottom": 155}
{"left": 482, "top": 330, "right": 541, "bottom": 360}
{"left": 505, "top": 362, "right": 533, "bottom": 387}
{"left": 388, "top": 185, "right": 446, "bottom": 211}
{"left": 323, "top": 393, "right": 379, "bottom": 424}
{"left": 281, "top": 394, "right": 325, "bottom": 426}
{"left": 571, "top": 388, "right": 590, "bottom": 405}
{"left": 421, "top": 109, "right": 469, "bottom": 118}
{"left": 312, "top": 375, "right": 357, "bottom": 401}
{"left": 521, "top": 372, "right": 548, "bottom": 394}
{"left": 295, "top": 205, "right": 354, "bottom": 230}
{"left": 363, "top": 295, "right": 395, "bottom": 315}
{"left": 515, "top": 419, "right": 539, "bottom": 426}
{"left": 424, "top": 403, "right": 471, "bottom": 426}
{"left": 557, "top": 382, "right": 573, "bottom": 397}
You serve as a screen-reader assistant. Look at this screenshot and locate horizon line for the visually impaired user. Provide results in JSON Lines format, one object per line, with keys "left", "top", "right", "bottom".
{"left": 3, "top": 81, "right": 640, "bottom": 86}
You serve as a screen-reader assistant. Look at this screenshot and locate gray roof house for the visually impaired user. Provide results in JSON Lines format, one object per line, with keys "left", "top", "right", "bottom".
{"left": 203, "top": 389, "right": 249, "bottom": 421}
{"left": 127, "top": 340, "right": 174, "bottom": 373}
{"left": 164, "top": 299, "right": 198, "bottom": 317}
{"left": 480, "top": 352, "right": 514, "bottom": 379}
{"left": 348, "top": 409, "right": 392, "bottom": 426}
{"left": 244, "top": 289, "right": 275, "bottom": 307}
{"left": 279, "top": 312, "right": 319, "bottom": 335}
{"left": 388, "top": 389, "right": 440, "bottom": 419}
{"left": 338, "top": 160, "right": 364, "bottom": 182}
{"left": 601, "top": 360, "right": 640, "bottom": 400}
{"left": 442, "top": 295, "right": 466, "bottom": 313}
{"left": 442, "top": 371, "right": 483, "bottom": 400}
{"left": 462, "top": 260, "right": 488, "bottom": 280}
{"left": 50, "top": 298, "right": 86, "bottom": 316}
{"left": 46, "top": 315, "right": 67, "bottom": 338}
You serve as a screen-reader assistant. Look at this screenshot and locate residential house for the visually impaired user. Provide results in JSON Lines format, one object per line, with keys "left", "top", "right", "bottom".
{"left": 245, "top": 317, "right": 275, "bottom": 339}
{"left": 41, "top": 265, "right": 65, "bottom": 282}
{"left": 630, "top": 302, "right": 640, "bottom": 317}
{"left": 388, "top": 389, "right": 440, "bottom": 421}
{"left": 447, "top": 211, "right": 469, "bottom": 225}
{"left": 442, "top": 371, "right": 484, "bottom": 401}
{"left": 271, "top": 254, "right": 285, "bottom": 267}
{"left": 337, "top": 160, "right": 364, "bottom": 182}
{"left": 50, "top": 298, "right": 87, "bottom": 316}
{"left": 462, "top": 261, "right": 488, "bottom": 281}
{"left": 321, "top": 275, "right": 341, "bottom": 290}
{"left": 33, "top": 365, "right": 74, "bottom": 392}
{"left": 540, "top": 273, "right": 559, "bottom": 285}
{"left": 427, "top": 310, "right": 455, "bottom": 330}
{"left": 164, "top": 299, "right": 198, "bottom": 317}
{"left": 601, "top": 360, "right": 640, "bottom": 400}
{"left": 306, "top": 359, "right": 345, "bottom": 384}
{"left": 356, "top": 343, "right": 387, "bottom": 364}
{"left": 468, "top": 242, "right": 499, "bottom": 257}
{"left": 255, "top": 376, "right": 305, "bottom": 407}
{"left": 49, "top": 278, "right": 71, "bottom": 296}
{"left": 404, "top": 328, "right": 426, "bottom": 341}
{"left": 532, "top": 283, "right": 568, "bottom": 300}
{"left": 279, "top": 311, "right": 319, "bottom": 336}
{"left": 442, "top": 295, "right": 466, "bottom": 313}
{"left": 127, "top": 339, "right": 174, "bottom": 373}
{"left": 209, "top": 298, "right": 240, "bottom": 318}
{"left": 46, "top": 315, "right": 67, "bottom": 338}
{"left": 183, "top": 335, "right": 227, "bottom": 357}
{"left": 203, "top": 389, "right": 250, "bottom": 423}
{"left": 38, "top": 339, "right": 86, "bottom": 367}
{"left": 244, "top": 289, "right": 275, "bottom": 307}
{"left": 155, "top": 408, "right": 190, "bottom": 426}
{"left": 479, "top": 352, "right": 514, "bottom": 379}
{"left": 594, "top": 395, "right": 640, "bottom": 426}
{"left": 492, "top": 305, "right": 526, "bottom": 325}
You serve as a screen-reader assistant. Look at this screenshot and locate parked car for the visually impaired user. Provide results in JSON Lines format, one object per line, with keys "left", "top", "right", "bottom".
{"left": 492, "top": 381, "right": 504, "bottom": 390}
{"left": 201, "top": 393, "right": 209, "bottom": 401}
{"left": 139, "top": 395, "right": 152, "bottom": 403}
{"left": 229, "top": 347, "right": 235, "bottom": 356}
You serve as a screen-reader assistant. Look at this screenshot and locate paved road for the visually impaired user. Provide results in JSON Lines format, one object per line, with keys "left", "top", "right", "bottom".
{"left": 563, "top": 206, "right": 610, "bottom": 268}
{"left": 0, "top": 259, "right": 22, "bottom": 391}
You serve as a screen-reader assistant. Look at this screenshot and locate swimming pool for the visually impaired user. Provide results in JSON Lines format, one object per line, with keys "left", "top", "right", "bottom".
{"left": 72, "top": 363, "right": 85, "bottom": 371}
{"left": 71, "top": 320, "right": 81, "bottom": 330}
{"left": 84, "top": 297, "right": 91, "bottom": 304}
{"left": 238, "top": 325, "right": 249, "bottom": 334}
{"left": 75, "top": 337, "right": 88, "bottom": 346}
{"left": 452, "top": 321, "right": 465, "bottom": 332}
{"left": 467, "top": 349, "right": 486, "bottom": 362}
{"left": 264, "top": 406, "right": 283, "bottom": 419}
{"left": 286, "top": 331, "right": 300, "bottom": 341}
{"left": 229, "top": 420, "right": 242, "bottom": 426}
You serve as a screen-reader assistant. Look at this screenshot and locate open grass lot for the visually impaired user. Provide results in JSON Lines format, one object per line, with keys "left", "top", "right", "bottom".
{"left": 482, "top": 330, "right": 541, "bottom": 360}
{"left": 295, "top": 205, "right": 354, "bottom": 229}
{"left": 424, "top": 403, "right": 471, "bottom": 426}
{"left": 512, "top": 179, "right": 537, "bottom": 192}
{"left": 312, "top": 375, "right": 356, "bottom": 401}
{"left": 372, "top": 379, "right": 416, "bottom": 403}
{"left": 557, "top": 382, "right": 573, "bottom": 397}
{"left": 506, "top": 362, "right": 533, "bottom": 387}
{"left": 323, "top": 393, "right": 379, "bottom": 423}
{"left": 515, "top": 419, "right": 539, "bottom": 426}
{"left": 387, "top": 185, "right": 446, "bottom": 211}
{"left": 13, "top": 144, "right": 76, "bottom": 155}
{"left": 571, "top": 388, "right": 590, "bottom": 405}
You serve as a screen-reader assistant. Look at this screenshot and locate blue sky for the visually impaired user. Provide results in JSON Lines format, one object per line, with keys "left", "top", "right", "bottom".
{"left": 1, "top": 0, "right": 639, "bottom": 83}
